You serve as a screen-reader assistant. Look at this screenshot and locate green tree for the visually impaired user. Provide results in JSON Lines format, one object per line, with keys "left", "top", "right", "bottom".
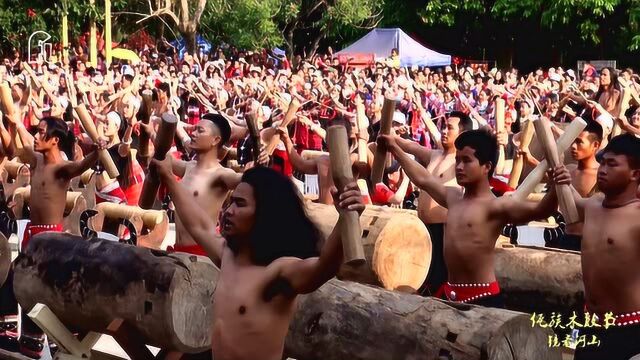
{"left": 421, "top": 0, "right": 640, "bottom": 51}
{"left": 200, "top": 0, "right": 383, "bottom": 57}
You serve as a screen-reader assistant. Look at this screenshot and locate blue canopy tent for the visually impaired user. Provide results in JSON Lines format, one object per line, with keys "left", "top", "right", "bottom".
{"left": 336, "top": 28, "right": 451, "bottom": 67}
{"left": 170, "top": 34, "right": 212, "bottom": 60}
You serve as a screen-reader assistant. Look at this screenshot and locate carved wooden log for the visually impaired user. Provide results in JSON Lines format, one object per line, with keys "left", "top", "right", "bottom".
{"left": 13, "top": 233, "right": 216, "bottom": 354}
{"left": 91, "top": 202, "right": 169, "bottom": 249}
{"left": 495, "top": 245, "right": 584, "bottom": 314}
{"left": 14, "top": 233, "right": 559, "bottom": 360}
{"left": 305, "top": 202, "right": 430, "bottom": 292}
{"left": 285, "top": 279, "right": 561, "bottom": 360}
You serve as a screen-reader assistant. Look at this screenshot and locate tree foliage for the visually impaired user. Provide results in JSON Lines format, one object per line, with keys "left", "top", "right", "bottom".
{"left": 200, "top": 0, "right": 383, "bottom": 55}
{"left": 421, "top": 0, "right": 640, "bottom": 50}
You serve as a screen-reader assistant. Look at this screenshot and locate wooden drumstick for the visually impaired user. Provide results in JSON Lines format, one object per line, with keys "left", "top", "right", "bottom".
{"left": 139, "top": 113, "right": 178, "bottom": 209}
{"left": 266, "top": 98, "right": 301, "bottom": 156}
{"left": 371, "top": 96, "right": 396, "bottom": 184}
{"left": 327, "top": 125, "right": 365, "bottom": 265}
{"left": 532, "top": 118, "right": 579, "bottom": 224}
{"left": 494, "top": 98, "right": 506, "bottom": 175}
{"left": 355, "top": 100, "right": 369, "bottom": 164}
{"left": 245, "top": 112, "right": 263, "bottom": 164}
{"left": 75, "top": 104, "right": 120, "bottom": 178}
{"left": 514, "top": 118, "right": 587, "bottom": 199}
{"left": 508, "top": 119, "right": 535, "bottom": 188}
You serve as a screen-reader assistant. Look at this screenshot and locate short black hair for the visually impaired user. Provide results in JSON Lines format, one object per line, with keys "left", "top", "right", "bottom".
{"left": 454, "top": 129, "right": 499, "bottom": 177}
{"left": 597, "top": 133, "right": 640, "bottom": 170}
{"left": 237, "top": 167, "right": 321, "bottom": 266}
{"left": 583, "top": 121, "right": 603, "bottom": 142}
{"left": 448, "top": 111, "right": 473, "bottom": 132}
{"left": 42, "top": 116, "right": 75, "bottom": 160}
{"left": 201, "top": 113, "right": 231, "bottom": 146}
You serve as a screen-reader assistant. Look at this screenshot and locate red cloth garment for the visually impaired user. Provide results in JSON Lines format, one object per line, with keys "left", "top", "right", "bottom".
{"left": 22, "top": 223, "right": 63, "bottom": 251}
{"left": 96, "top": 181, "right": 127, "bottom": 204}
{"left": 434, "top": 281, "right": 501, "bottom": 303}
{"left": 167, "top": 244, "right": 208, "bottom": 256}
{"left": 271, "top": 148, "right": 293, "bottom": 177}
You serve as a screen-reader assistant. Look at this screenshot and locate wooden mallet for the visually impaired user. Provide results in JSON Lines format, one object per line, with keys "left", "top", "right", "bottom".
{"left": 139, "top": 113, "right": 178, "bottom": 209}
{"left": 514, "top": 118, "right": 587, "bottom": 199}
{"left": 327, "top": 125, "right": 365, "bottom": 265}
{"left": 75, "top": 104, "right": 120, "bottom": 178}
{"left": 531, "top": 117, "right": 580, "bottom": 224}
{"left": 494, "top": 97, "right": 506, "bottom": 175}
{"left": 371, "top": 96, "right": 397, "bottom": 184}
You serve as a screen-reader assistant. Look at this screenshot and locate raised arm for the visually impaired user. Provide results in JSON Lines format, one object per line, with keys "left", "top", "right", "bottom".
{"left": 395, "top": 136, "right": 432, "bottom": 165}
{"left": 56, "top": 143, "right": 104, "bottom": 180}
{"left": 495, "top": 165, "right": 576, "bottom": 224}
{"left": 277, "top": 182, "right": 364, "bottom": 294}
{"left": 152, "top": 156, "right": 225, "bottom": 266}
{"left": 378, "top": 134, "right": 448, "bottom": 207}
{"left": 278, "top": 127, "right": 318, "bottom": 174}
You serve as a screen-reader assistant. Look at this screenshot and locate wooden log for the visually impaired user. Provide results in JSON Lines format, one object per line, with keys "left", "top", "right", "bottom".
{"left": 301, "top": 150, "right": 328, "bottom": 160}
{"left": 14, "top": 233, "right": 559, "bottom": 360}
{"left": 495, "top": 98, "right": 506, "bottom": 175}
{"left": 285, "top": 279, "right": 561, "bottom": 360}
{"left": 75, "top": 104, "right": 120, "bottom": 178}
{"left": 370, "top": 96, "right": 396, "bottom": 185}
{"left": 139, "top": 90, "right": 154, "bottom": 161}
{"left": 1, "top": 160, "right": 30, "bottom": 198}
{"left": 139, "top": 113, "right": 178, "bottom": 209}
{"left": 327, "top": 126, "right": 365, "bottom": 265}
{"left": 495, "top": 245, "right": 583, "bottom": 314}
{"left": 514, "top": 118, "right": 587, "bottom": 199}
{"left": 0, "top": 232, "right": 10, "bottom": 287}
{"left": 305, "top": 201, "right": 430, "bottom": 292}
{"left": 532, "top": 118, "right": 579, "bottom": 224}
{"left": 96, "top": 202, "right": 165, "bottom": 229}
{"left": 13, "top": 233, "right": 216, "bottom": 354}
{"left": 508, "top": 119, "right": 535, "bottom": 188}
{"left": 92, "top": 202, "right": 169, "bottom": 249}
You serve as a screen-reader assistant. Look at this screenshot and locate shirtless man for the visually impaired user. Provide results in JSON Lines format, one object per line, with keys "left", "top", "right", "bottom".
{"left": 378, "top": 128, "right": 565, "bottom": 307}
{"left": 391, "top": 111, "right": 473, "bottom": 295}
{"left": 548, "top": 121, "right": 602, "bottom": 251}
{"left": 282, "top": 116, "right": 372, "bottom": 204}
{"left": 153, "top": 161, "right": 364, "bottom": 360}
{"left": 558, "top": 133, "right": 640, "bottom": 359}
{"left": 0, "top": 116, "right": 103, "bottom": 357}
{"left": 168, "top": 113, "right": 242, "bottom": 256}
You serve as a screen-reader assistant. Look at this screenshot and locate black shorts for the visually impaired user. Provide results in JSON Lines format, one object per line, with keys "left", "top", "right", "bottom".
{"left": 547, "top": 233, "right": 582, "bottom": 251}
{"left": 420, "top": 223, "right": 447, "bottom": 296}
{"left": 574, "top": 323, "right": 640, "bottom": 360}
{"left": 467, "top": 293, "right": 505, "bottom": 309}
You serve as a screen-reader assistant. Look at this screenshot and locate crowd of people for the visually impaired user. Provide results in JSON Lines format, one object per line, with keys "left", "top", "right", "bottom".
{"left": 0, "top": 41, "right": 640, "bottom": 360}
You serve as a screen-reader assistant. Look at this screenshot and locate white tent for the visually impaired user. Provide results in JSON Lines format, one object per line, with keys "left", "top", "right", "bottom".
{"left": 336, "top": 28, "right": 451, "bottom": 67}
